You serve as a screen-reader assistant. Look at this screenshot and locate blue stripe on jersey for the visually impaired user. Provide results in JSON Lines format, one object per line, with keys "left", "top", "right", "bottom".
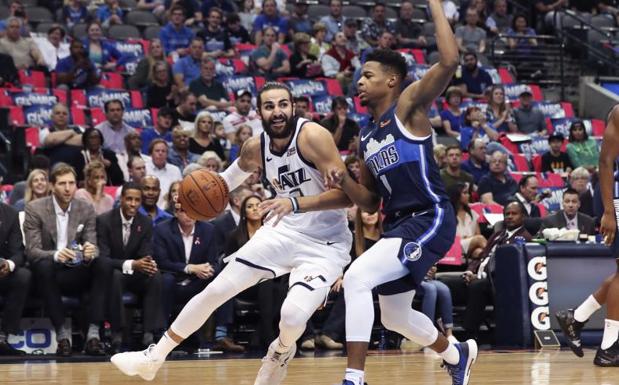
{"left": 418, "top": 143, "right": 441, "bottom": 204}
{"left": 417, "top": 204, "right": 444, "bottom": 245}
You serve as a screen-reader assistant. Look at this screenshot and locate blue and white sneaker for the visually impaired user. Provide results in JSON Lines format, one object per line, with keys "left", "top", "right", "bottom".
{"left": 442, "top": 339, "right": 478, "bottom": 385}
{"left": 339, "top": 381, "right": 367, "bottom": 385}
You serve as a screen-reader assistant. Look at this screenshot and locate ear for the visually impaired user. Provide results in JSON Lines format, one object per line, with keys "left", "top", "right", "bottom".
{"left": 388, "top": 74, "right": 397, "bottom": 89}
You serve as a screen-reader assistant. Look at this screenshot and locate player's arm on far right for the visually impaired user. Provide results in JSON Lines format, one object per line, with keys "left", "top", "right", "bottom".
{"left": 220, "top": 136, "right": 261, "bottom": 191}
{"left": 599, "top": 105, "right": 619, "bottom": 246}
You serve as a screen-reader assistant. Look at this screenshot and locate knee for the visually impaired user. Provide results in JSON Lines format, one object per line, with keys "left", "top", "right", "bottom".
{"left": 343, "top": 268, "right": 371, "bottom": 294}
{"left": 149, "top": 271, "right": 163, "bottom": 287}
{"left": 13, "top": 267, "right": 32, "bottom": 287}
{"left": 92, "top": 257, "right": 113, "bottom": 275}
{"left": 380, "top": 308, "right": 403, "bottom": 332}
{"left": 279, "top": 301, "right": 309, "bottom": 331}
{"left": 162, "top": 273, "right": 176, "bottom": 291}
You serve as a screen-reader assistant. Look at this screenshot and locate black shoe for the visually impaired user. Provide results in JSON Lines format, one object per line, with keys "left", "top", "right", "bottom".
{"left": 594, "top": 341, "right": 619, "bottom": 367}
{"left": 56, "top": 338, "right": 72, "bottom": 357}
{"left": 0, "top": 341, "right": 26, "bottom": 356}
{"left": 85, "top": 338, "right": 106, "bottom": 356}
{"left": 555, "top": 309, "right": 586, "bottom": 357}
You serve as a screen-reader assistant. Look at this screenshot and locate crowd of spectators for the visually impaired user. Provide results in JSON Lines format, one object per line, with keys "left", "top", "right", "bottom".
{"left": 0, "top": 0, "right": 616, "bottom": 355}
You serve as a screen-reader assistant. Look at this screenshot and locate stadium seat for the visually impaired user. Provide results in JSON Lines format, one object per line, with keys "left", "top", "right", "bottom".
{"left": 36, "top": 22, "right": 66, "bottom": 34}
{"left": 342, "top": 5, "right": 367, "bottom": 19}
{"left": 119, "top": 0, "right": 139, "bottom": 8}
{"left": 8, "top": 106, "right": 25, "bottom": 126}
{"left": 24, "top": 127, "right": 40, "bottom": 150}
{"left": 108, "top": 24, "right": 141, "bottom": 40}
{"left": 25, "top": 6, "right": 54, "bottom": 24}
{"left": 99, "top": 72, "right": 125, "bottom": 89}
{"left": 71, "top": 23, "right": 88, "bottom": 39}
{"left": 439, "top": 235, "right": 463, "bottom": 266}
{"left": 0, "top": 6, "right": 8, "bottom": 20}
{"left": 18, "top": 70, "right": 46, "bottom": 88}
{"left": 143, "top": 25, "right": 161, "bottom": 40}
{"left": 104, "top": 186, "right": 119, "bottom": 198}
{"left": 385, "top": 7, "right": 398, "bottom": 19}
{"left": 307, "top": 4, "right": 330, "bottom": 21}
{"left": 125, "top": 10, "right": 160, "bottom": 27}
{"left": 532, "top": 154, "right": 542, "bottom": 173}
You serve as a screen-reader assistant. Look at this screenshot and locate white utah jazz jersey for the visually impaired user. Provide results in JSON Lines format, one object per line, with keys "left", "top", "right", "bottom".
{"left": 261, "top": 117, "right": 350, "bottom": 243}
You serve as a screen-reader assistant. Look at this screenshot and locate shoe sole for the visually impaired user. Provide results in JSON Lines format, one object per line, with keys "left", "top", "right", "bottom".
{"left": 254, "top": 344, "right": 297, "bottom": 385}
{"left": 555, "top": 313, "right": 584, "bottom": 358}
{"left": 463, "top": 339, "right": 478, "bottom": 385}
{"left": 110, "top": 353, "right": 158, "bottom": 381}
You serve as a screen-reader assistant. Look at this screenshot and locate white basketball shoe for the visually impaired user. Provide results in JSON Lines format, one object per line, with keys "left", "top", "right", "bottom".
{"left": 111, "top": 344, "right": 164, "bottom": 381}
{"left": 254, "top": 339, "right": 297, "bottom": 385}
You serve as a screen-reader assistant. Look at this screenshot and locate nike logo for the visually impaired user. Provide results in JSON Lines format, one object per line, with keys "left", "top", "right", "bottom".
{"left": 360, "top": 132, "right": 372, "bottom": 141}
{"left": 326, "top": 241, "right": 336, "bottom": 245}
{"left": 266, "top": 157, "right": 273, "bottom": 162}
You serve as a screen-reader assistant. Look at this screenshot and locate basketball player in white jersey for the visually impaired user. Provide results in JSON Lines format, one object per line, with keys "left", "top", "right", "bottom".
{"left": 556, "top": 105, "right": 619, "bottom": 366}
{"left": 110, "top": 82, "right": 353, "bottom": 384}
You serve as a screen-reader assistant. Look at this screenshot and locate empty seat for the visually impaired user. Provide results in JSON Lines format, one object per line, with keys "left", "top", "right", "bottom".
{"left": 119, "top": 0, "right": 138, "bottom": 8}
{"left": 0, "top": 5, "right": 9, "bottom": 20}
{"left": 25, "top": 6, "right": 54, "bottom": 24}
{"left": 307, "top": 4, "right": 330, "bottom": 21}
{"left": 385, "top": 7, "right": 398, "bottom": 19}
{"left": 143, "top": 25, "right": 161, "bottom": 40}
{"left": 108, "top": 24, "right": 141, "bottom": 40}
{"left": 71, "top": 23, "right": 88, "bottom": 39}
{"left": 125, "top": 10, "right": 160, "bottom": 27}
{"left": 342, "top": 5, "right": 367, "bottom": 19}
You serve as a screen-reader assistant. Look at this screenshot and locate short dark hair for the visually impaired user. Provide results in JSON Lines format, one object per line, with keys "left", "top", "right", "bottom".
{"left": 294, "top": 95, "right": 310, "bottom": 105}
{"left": 364, "top": 49, "right": 407, "bottom": 81}
{"left": 170, "top": 5, "right": 185, "bottom": 15}
{"left": 50, "top": 162, "right": 77, "bottom": 184}
{"left": 563, "top": 187, "right": 580, "bottom": 199}
{"left": 504, "top": 199, "right": 527, "bottom": 216}
{"left": 226, "top": 13, "right": 240, "bottom": 24}
{"left": 518, "top": 174, "right": 536, "bottom": 190}
{"left": 463, "top": 51, "right": 477, "bottom": 60}
{"left": 331, "top": 96, "right": 348, "bottom": 111}
{"left": 257, "top": 82, "right": 293, "bottom": 109}
{"left": 148, "top": 138, "right": 169, "bottom": 155}
{"left": 104, "top": 99, "right": 124, "bottom": 113}
{"left": 209, "top": 7, "right": 223, "bottom": 18}
{"left": 191, "top": 36, "right": 205, "bottom": 45}
{"left": 373, "top": 2, "right": 386, "bottom": 9}
{"left": 445, "top": 145, "right": 461, "bottom": 155}
{"left": 121, "top": 181, "right": 143, "bottom": 197}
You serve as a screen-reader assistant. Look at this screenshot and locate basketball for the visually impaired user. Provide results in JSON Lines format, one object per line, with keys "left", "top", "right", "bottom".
{"left": 178, "top": 169, "right": 229, "bottom": 221}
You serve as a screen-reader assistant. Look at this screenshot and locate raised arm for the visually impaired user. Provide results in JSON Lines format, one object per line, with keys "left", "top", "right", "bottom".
{"left": 396, "top": 0, "right": 459, "bottom": 123}
{"left": 220, "top": 136, "right": 261, "bottom": 191}
{"left": 599, "top": 106, "right": 619, "bottom": 245}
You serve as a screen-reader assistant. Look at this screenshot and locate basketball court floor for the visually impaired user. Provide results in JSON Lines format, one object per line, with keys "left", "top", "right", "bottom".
{"left": 1, "top": 349, "right": 618, "bottom": 385}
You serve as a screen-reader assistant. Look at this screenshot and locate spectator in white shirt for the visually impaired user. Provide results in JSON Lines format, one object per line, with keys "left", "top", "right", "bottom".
{"left": 36, "top": 25, "right": 70, "bottom": 71}
{"left": 145, "top": 139, "right": 182, "bottom": 209}
{"left": 222, "top": 89, "right": 263, "bottom": 141}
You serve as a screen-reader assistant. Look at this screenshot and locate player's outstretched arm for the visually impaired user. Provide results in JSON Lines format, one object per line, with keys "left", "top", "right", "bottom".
{"left": 599, "top": 106, "right": 619, "bottom": 245}
{"left": 326, "top": 153, "right": 381, "bottom": 213}
{"left": 396, "top": 0, "right": 459, "bottom": 129}
{"left": 220, "top": 136, "right": 261, "bottom": 191}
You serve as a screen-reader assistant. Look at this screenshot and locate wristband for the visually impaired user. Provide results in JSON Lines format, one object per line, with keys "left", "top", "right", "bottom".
{"left": 289, "top": 197, "right": 301, "bottom": 213}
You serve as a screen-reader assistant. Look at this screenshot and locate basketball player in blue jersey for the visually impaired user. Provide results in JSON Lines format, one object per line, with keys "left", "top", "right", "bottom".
{"left": 326, "top": 1, "right": 477, "bottom": 384}
{"left": 555, "top": 105, "right": 619, "bottom": 366}
{"left": 111, "top": 82, "right": 355, "bottom": 384}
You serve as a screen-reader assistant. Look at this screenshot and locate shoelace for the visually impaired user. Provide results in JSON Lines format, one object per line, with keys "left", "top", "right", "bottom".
{"left": 440, "top": 362, "right": 463, "bottom": 385}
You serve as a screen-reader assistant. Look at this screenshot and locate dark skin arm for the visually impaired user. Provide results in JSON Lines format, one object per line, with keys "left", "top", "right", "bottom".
{"left": 600, "top": 105, "right": 619, "bottom": 246}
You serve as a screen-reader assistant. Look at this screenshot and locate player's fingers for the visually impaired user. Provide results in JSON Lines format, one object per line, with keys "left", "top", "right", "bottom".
{"left": 272, "top": 212, "right": 283, "bottom": 226}
{"left": 263, "top": 210, "right": 276, "bottom": 223}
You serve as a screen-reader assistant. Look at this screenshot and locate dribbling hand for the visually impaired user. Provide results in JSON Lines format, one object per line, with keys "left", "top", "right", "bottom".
{"left": 600, "top": 211, "right": 617, "bottom": 246}
{"left": 259, "top": 198, "right": 293, "bottom": 226}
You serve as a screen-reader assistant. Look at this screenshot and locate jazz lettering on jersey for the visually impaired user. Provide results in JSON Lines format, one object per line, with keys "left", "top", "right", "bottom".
{"left": 271, "top": 164, "right": 311, "bottom": 193}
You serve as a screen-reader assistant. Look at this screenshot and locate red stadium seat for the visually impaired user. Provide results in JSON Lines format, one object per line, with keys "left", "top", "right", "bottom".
{"left": 18, "top": 70, "right": 46, "bottom": 88}
{"left": 104, "top": 186, "right": 119, "bottom": 198}
{"left": 70, "top": 107, "right": 88, "bottom": 126}
{"left": 470, "top": 203, "right": 504, "bottom": 223}
{"left": 90, "top": 108, "right": 105, "bottom": 126}
{"left": 320, "top": 78, "right": 344, "bottom": 96}
{"left": 439, "top": 236, "right": 463, "bottom": 266}
{"left": 591, "top": 119, "right": 605, "bottom": 136}
{"left": 8, "top": 106, "right": 25, "bottom": 125}
{"left": 532, "top": 154, "right": 542, "bottom": 173}
{"left": 99, "top": 72, "right": 124, "bottom": 89}
{"left": 24, "top": 126, "right": 40, "bottom": 151}
{"left": 71, "top": 90, "right": 87, "bottom": 107}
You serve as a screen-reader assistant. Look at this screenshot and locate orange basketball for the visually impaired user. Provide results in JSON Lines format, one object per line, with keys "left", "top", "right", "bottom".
{"left": 178, "top": 169, "right": 229, "bottom": 221}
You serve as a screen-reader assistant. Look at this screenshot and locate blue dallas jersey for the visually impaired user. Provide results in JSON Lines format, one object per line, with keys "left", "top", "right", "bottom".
{"left": 359, "top": 104, "right": 449, "bottom": 219}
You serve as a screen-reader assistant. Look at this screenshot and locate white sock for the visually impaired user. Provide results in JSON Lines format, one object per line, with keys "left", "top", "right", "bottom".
{"left": 601, "top": 319, "right": 619, "bottom": 350}
{"left": 574, "top": 295, "right": 601, "bottom": 323}
{"left": 344, "top": 368, "right": 364, "bottom": 385}
{"left": 439, "top": 343, "right": 460, "bottom": 365}
{"left": 149, "top": 332, "right": 179, "bottom": 361}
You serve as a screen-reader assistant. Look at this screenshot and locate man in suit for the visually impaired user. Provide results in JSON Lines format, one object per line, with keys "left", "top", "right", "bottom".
{"left": 513, "top": 174, "right": 541, "bottom": 218}
{"left": 0, "top": 202, "right": 31, "bottom": 355}
{"left": 98, "top": 182, "right": 164, "bottom": 352}
{"left": 23, "top": 163, "right": 113, "bottom": 356}
{"left": 154, "top": 208, "right": 244, "bottom": 352}
{"left": 441, "top": 201, "right": 532, "bottom": 340}
{"left": 539, "top": 188, "right": 596, "bottom": 236}
{"left": 210, "top": 185, "right": 253, "bottom": 247}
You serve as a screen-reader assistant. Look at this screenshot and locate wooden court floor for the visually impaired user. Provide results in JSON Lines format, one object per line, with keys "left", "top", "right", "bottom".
{"left": 1, "top": 349, "right": 618, "bottom": 385}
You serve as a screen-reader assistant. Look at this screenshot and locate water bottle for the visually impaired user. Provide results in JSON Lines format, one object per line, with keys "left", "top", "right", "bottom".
{"left": 67, "top": 240, "right": 83, "bottom": 266}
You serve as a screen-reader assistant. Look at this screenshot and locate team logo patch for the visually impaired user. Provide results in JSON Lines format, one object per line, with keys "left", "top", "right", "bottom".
{"left": 403, "top": 241, "right": 423, "bottom": 262}
{"left": 287, "top": 147, "right": 297, "bottom": 156}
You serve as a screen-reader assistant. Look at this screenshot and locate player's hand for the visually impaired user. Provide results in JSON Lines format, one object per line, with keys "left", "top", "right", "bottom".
{"left": 601, "top": 211, "right": 617, "bottom": 246}
{"left": 0, "top": 260, "right": 10, "bottom": 279}
{"left": 331, "top": 277, "right": 344, "bottom": 293}
{"left": 325, "top": 168, "right": 346, "bottom": 190}
{"left": 83, "top": 242, "right": 97, "bottom": 261}
{"left": 132, "top": 256, "right": 158, "bottom": 276}
{"left": 462, "top": 270, "right": 476, "bottom": 284}
{"left": 259, "top": 198, "right": 293, "bottom": 226}
{"left": 56, "top": 248, "right": 76, "bottom": 264}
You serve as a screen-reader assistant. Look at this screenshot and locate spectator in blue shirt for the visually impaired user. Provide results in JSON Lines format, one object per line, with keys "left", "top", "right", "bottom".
{"left": 478, "top": 151, "right": 518, "bottom": 206}
{"left": 459, "top": 106, "right": 499, "bottom": 151}
{"left": 253, "top": 0, "right": 288, "bottom": 45}
{"left": 63, "top": 0, "right": 90, "bottom": 29}
{"left": 0, "top": 1, "right": 29, "bottom": 37}
{"left": 440, "top": 86, "right": 464, "bottom": 138}
{"left": 141, "top": 107, "right": 174, "bottom": 154}
{"left": 320, "top": 0, "right": 345, "bottom": 43}
{"left": 198, "top": 7, "right": 235, "bottom": 58}
{"left": 173, "top": 36, "right": 205, "bottom": 88}
{"left": 96, "top": 0, "right": 124, "bottom": 28}
{"left": 56, "top": 39, "right": 101, "bottom": 89}
{"left": 453, "top": 51, "right": 493, "bottom": 99}
{"left": 288, "top": 1, "right": 313, "bottom": 36}
{"left": 159, "top": 5, "right": 195, "bottom": 56}
{"left": 139, "top": 175, "right": 173, "bottom": 225}
{"left": 461, "top": 138, "right": 490, "bottom": 185}
{"left": 83, "top": 21, "right": 123, "bottom": 71}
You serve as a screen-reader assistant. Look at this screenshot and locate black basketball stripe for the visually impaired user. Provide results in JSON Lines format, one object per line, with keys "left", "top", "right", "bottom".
{"left": 189, "top": 173, "right": 217, "bottom": 216}
{"left": 215, "top": 174, "right": 229, "bottom": 211}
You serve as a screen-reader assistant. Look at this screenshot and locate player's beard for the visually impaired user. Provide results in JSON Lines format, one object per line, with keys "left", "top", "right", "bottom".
{"left": 263, "top": 112, "right": 295, "bottom": 139}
